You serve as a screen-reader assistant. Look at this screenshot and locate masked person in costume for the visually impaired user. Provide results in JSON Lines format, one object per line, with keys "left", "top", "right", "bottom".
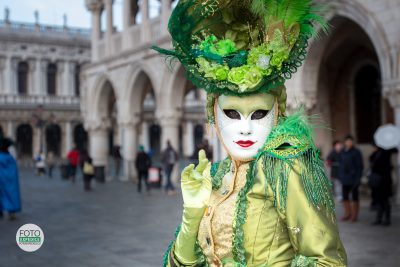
{"left": 154, "top": 0, "right": 347, "bottom": 266}
{"left": 0, "top": 138, "right": 21, "bottom": 220}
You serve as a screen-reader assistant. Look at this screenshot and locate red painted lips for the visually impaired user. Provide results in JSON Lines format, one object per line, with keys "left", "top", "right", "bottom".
{"left": 235, "top": 140, "right": 256, "bottom": 148}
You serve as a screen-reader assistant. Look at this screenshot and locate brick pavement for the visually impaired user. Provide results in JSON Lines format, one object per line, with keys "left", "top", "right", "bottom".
{"left": 0, "top": 167, "right": 399, "bottom": 267}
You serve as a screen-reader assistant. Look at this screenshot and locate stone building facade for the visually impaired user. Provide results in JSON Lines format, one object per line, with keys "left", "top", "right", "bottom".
{"left": 0, "top": 13, "right": 91, "bottom": 160}
{"left": 82, "top": 0, "right": 400, "bottom": 191}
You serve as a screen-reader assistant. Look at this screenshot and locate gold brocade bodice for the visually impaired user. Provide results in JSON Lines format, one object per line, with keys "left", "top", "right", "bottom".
{"left": 196, "top": 159, "right": 347, "bottom": 267}
{"left": 198, "top": 162, "right": 248, "bottom": 266}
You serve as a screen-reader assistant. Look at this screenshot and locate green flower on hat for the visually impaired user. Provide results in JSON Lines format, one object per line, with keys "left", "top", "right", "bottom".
{"left": 152, "top": 0, "right": 329, "bottom": 96}
{"left": 227, "top": 65, "right": 263, "bottom": 92}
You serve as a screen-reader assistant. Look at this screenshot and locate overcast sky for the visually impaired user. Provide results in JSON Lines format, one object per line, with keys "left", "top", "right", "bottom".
{"left": 0, "top": 0, "right": 162, "bottom": 30}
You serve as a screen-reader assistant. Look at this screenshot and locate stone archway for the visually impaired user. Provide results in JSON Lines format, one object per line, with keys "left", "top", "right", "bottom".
{"left": 308, "top": 16, "right": 393, "bottom": 155}
{"left": 135, "top": 71, "right": 159, "bottom": 160}
{"left": 90, "top": 78, "right": 118, "bottom": 182}
{"left": 302, "top": 1, "right": 392, "bottom": 102}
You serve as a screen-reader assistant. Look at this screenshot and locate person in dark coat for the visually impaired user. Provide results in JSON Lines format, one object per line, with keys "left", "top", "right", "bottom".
{"left": 0, "top": 138, "right": 21, "bottom": 220}
{"left": 326, "top": 140, "right": 343, "bottom": 197}
{"left": 369, "top": 145, "right": 394, "bottom": 226}
{"left": 135, "top": 145, "right": 151, "bottom": 193}
{"left": 338, "top": 135, "right": 363, "bottom": 222}
{"left": 162, "top": 140, "right": 179, "bottom": 195}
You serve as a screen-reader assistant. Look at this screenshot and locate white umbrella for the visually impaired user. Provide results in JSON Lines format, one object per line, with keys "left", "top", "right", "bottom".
{"left": 374, "top": 124, "right": 400, "bottom": 149}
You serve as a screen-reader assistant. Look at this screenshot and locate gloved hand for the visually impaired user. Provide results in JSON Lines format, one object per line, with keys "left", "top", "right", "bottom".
{"left": 181, "top": 149, "right": 212, "bottom": 209}
{"left": 174, "top": 150, "right": 211, "bottom": 265}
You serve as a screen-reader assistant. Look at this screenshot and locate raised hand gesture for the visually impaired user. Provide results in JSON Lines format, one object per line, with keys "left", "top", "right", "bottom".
{"left": 181, "top": 149, "right": 211, "bottom": 209}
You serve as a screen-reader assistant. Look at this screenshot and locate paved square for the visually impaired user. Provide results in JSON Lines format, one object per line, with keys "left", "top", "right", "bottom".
{"left": 1, "top": 167, "right": 399, "bottom": 267}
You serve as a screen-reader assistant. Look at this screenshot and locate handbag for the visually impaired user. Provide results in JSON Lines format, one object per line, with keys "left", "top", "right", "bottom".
{"left": 83, "top": 161, "right": 95, "bottom": 175}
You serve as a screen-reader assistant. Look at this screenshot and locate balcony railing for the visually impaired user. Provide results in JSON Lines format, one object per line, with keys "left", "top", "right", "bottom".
{"left": 0, "top": 94, "right": 80, "bottom": 108}
{"left": 95, "top": 17, "right": 165, "bottom": 61}
{"left": 0, "top": 20, "right": 91, "bottom": 38}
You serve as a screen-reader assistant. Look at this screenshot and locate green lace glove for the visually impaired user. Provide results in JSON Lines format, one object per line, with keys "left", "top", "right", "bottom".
{"left": 174, "top": 150, "right": 211, "bottom": 264}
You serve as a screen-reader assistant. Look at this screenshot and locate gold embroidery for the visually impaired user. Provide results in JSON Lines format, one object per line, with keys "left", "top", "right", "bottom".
{"left": 198, "top": 162, "right": 249, "bottom": 265}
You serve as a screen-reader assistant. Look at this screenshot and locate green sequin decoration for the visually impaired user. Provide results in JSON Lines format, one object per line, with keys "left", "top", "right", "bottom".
{"left": 211, "top": 158, "right": 231, "bottom": 190}
{"left": 290, "top": 254, "right": 317, "bottom": 267}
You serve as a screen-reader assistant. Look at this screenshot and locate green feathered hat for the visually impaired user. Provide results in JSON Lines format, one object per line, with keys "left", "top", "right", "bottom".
{"left": 153, "top": 0, "right": 328, "bottom": 96}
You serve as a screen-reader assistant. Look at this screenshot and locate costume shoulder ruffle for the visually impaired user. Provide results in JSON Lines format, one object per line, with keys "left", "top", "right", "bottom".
{"left": 256, "top": 111, "right": 335, "bottom": 213}
{"left": 258, "top": 110, "right": 317, "bottom": 159}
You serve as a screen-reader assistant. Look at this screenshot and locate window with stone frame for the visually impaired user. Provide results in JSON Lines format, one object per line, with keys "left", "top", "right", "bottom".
{"left": 17, "top": 61, "right": 29, "bottom": 95}
{"left": 47, "top": 63, "right": 57, "bottom": 95}
{"left": 74, "top": 64, "right": 80, "bottom": 96}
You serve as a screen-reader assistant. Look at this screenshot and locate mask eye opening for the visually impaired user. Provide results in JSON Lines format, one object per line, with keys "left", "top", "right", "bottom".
{"left": 251, "top": 110, "right": 270, "bottom": 120}
{"left": 223, "top": 109, "right": 241, "bottom": 120}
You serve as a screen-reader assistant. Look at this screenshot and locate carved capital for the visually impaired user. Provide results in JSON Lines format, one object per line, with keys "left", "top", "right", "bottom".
{"left": 85, "top": 0, "right": 103, "bottom": 12}
{"left": 383, "top": 79, "right": 400, "bottom": 108}
{"left": 84, "top": 119, "right": 111, "bottom": 132}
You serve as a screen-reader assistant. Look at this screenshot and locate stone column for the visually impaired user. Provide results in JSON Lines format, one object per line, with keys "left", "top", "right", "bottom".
{"left": 384, "top": 84, "right": 400, "bottom": 204}
{"left": 40, "top": 59, "right": 48, "bottom": 95}
{"left": 29, "top": 58, "right": 40, "bottom": 95}
{"left": 62, "top": 61, "right": 73, "bottom": 96}
{"left": 27, "top": 59, "right": 36, "bottom": 95}
{"left": 0, "top": 57, "right": 5, "bottom": 93}
{"left": 63, "top": 121, "right": 72, "bottom": 156}
{"left": 158, "top": 112, "right": 180, "bottom": 151}
{"left": 123, "top": 0, "right": 131, "bottom": 29}
{"left": 54, "top": 61, "right": 63, "bottom": 96}
{"left": 184, "top": 121, "right": 194, "bottom": 157}
{"left": 120, "top": 118, "right": 139, "bottom": 182}
{"left": 140, "top": 0, "right": 150, "bottom": 42}
{"left": 122, "top": 0, "right": 131, "bottom": 49}
{"left": 86, "top": 2, "right": 102, "bottom": 61}
{"left": 160, "top": 0, "right": 171, "bottom": 34}
{"left": 393, "top": 100, "right": 400, "bottom": 205}
{"left": 32, "top": 126, "right": 42, "bottom": 156}
{"left": 89, "top": 127, "right": 109, "bottom": 166}
{"left": 4, "top": 57, "right": 13, "bottom": 94}
{"left": 6, "top": 121, "right": 15, "bottom": 139}
{"left": 88, "top": 126, "right": 109, "bottom": 183}
{"left": 104, "top": 0, "right": 114, "bottom": 56}
{"left": 6, "top": 57, "right": 18, "bottom": 95}
{"left": 139, "top": 120, "right": 150, "bottom": 150}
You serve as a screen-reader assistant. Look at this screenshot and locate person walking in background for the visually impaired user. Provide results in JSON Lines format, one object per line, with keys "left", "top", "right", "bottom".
{"left": 338, "top": 135, "right": 363, "bottom": 222}
{"left": 82, "top": 154, "right": 95, "bottom": 192}
{"left": 369, "top": 145, "right": 394, "bottom": 226}
{"left": 47, "top": 151, "right": 55, "bottom": 178}
{"left": 35, "top": 150, "right": 46, "bottom": 176}
{"left": 0, "top": 138, "right": 21, "bottom": 221}
{"left": 113, "top": 145, "right": 122, "bottom": 179}
{"left": 67, "top": 146, "right": 79, "bottom": 183}
{"left": 135, "top": 145, "right": 151, "bottom": 193}
{"left": 326, "top": 140, "right": 343, "bottom": 199}
{"left": 162, "top": 140, "right": 178, "bottom": 196}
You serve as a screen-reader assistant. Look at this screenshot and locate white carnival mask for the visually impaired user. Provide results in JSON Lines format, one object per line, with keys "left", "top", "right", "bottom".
{"left": 215, "top": 93, "right": 276, "bottom": 161}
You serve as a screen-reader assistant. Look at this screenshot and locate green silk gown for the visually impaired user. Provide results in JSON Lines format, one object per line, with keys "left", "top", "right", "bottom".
{"left": 164, "top": 114, "right": 347, "bottom": 267}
